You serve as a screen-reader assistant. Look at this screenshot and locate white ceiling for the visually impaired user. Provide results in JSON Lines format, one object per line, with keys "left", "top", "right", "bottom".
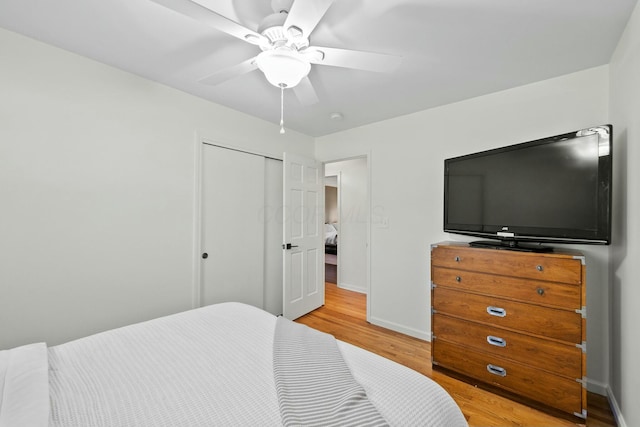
{"left": 0, "top": 0, "right": 637, "bottom": 137}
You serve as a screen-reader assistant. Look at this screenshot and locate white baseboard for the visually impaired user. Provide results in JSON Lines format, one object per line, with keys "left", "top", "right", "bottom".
{"left": 337, "top": 282, "right": 366, "bottom": 294}
{"left": 369, "top": 316, "right": 430, "bottom": 341}
{"left": 607, "top": 386, "right": 627, "bottom": 427}
{"left": 585, "top": 381, "right": 628, "bottom": 427}
{"left": 587, "top": 378, "right": 608, "bottom": 396}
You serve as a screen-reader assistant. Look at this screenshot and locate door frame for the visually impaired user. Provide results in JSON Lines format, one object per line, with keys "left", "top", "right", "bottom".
{"left": 323, "top": 153, "right": 372, "bottom": 322}
{"left": 192, "top": 134, "right": 283, "bottom": 309}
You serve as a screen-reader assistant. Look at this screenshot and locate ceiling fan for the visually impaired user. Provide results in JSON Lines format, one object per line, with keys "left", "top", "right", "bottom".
{"left": 150, "top": 0, "right": 402, "bottom": 132}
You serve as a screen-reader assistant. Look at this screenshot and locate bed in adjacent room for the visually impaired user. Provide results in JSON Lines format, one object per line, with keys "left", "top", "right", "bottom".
{"left": 0, "top": 302, "right": 467, "bottom": 427}
{"left": 324, "top": 222, "right": 338, "bottom": 283}
{"left": 325, "top": 222, "right": 338, "bottom": 255}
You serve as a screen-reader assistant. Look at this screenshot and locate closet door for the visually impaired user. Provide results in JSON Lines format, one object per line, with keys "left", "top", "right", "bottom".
{"left": 201, "top": 144, "right": 265, "bottom": 308}
{"left": 263, "top": 158, "right": 284, "bottom": 315}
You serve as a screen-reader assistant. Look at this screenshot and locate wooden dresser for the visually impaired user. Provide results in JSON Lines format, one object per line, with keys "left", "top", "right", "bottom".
{"left": 430, "top": 241, "right": 587, "bottom": 419}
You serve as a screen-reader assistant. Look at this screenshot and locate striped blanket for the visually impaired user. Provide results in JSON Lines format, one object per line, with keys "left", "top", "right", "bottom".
{"left": 273, "top": 317, "right": 388, "bottom": 427}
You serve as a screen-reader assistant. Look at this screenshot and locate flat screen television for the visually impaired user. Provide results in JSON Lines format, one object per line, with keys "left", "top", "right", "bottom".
{"left": 443, "top": 124, "right": 612, "bottom": 252}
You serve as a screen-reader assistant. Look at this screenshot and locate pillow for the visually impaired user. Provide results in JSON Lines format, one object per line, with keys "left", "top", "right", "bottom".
{"left": 0, "top": 342, "right": 49, "bottom": 427}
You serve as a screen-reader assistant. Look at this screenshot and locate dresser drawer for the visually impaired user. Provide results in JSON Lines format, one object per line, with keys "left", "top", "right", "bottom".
{"left": 432, "top": 267, "right": 581, "bottom": 310}
{"left": 433, "top": 287, "right": 581, "bottom": 343}
{"left": 432, "top": 314, "right": 582, "bottom": 378}
{"left": 431, "top": 245, "right": 583, "bottom": 285}
{"left": 433, "top": 340, "right": 583, "bottom": 415}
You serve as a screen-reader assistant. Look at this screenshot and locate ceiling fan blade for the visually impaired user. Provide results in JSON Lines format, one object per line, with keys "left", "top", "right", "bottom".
{"left": 150, "top": 0, "right": 268, "bottom": 46}
{"left": 198, "top": 57, "right": 258, "bottom": 86}
{"left": 305, "top": 46, "right": 402, "bottom": 73}
{"left": 283, "top": 0, "right": 334, "bottom": 39}
{"left": 293, "top": 77, "right": 319, "bottom": 106}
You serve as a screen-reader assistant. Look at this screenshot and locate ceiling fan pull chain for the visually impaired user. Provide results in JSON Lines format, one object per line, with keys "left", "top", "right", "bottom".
{"left": 279, "top": 84, "right": 286, "bottom": 134}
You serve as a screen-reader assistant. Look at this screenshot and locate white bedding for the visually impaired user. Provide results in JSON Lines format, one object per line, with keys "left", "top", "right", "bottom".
{"left": 9, "top": 303, "right": 467, "bottom": 426}
{"left": 0, "top": 343, "right": 49, "bottom": 426}
{"left": 325, "top": 223, "right": 338, "bottom": 245}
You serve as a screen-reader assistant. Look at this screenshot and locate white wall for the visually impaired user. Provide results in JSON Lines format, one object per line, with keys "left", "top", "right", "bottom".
{"left": 0, "top": 27, "right": 314, "bottom": 349}
{"left": 609, "top": 1, "right": 640, "bottom": 425}
{"left": 1, "top": 17, "right": 632, "bottom": 415}
{"left": 325, "top": 158, "right": 368, "bottom": 293}
{"left": 315, "top": 65, "right": 610, "bottom": 391}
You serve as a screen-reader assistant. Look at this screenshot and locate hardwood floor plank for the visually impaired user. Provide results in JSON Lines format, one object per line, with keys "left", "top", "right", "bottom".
{"left": 296, "top": 283, "right": 616, "bottom": 427}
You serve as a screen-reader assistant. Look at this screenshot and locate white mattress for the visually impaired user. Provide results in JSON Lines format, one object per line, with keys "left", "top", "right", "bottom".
{"left": 45, "top": 302, "right": 466, "bottom": 426}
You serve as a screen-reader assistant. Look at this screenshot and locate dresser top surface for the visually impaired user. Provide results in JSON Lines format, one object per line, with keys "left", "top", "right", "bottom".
{"left": 431, "top": 241, "right": 585, "bottom": 260}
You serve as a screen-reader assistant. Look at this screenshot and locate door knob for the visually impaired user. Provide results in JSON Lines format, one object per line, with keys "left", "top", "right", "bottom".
{"left": 202, "top": 253, "right": 208, "bottom": 259}
{"left": 282, "top": 243, "right": 299, "bottom": 250}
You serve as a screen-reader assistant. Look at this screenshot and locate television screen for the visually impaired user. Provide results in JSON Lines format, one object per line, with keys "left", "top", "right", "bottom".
{"left": 444, "top": 125, "right": 612, "bottom": 250}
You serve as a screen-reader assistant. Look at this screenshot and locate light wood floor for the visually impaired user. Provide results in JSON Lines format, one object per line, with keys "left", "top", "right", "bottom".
{"left": 295, "top": 283, "right": 616, "bottom": 427}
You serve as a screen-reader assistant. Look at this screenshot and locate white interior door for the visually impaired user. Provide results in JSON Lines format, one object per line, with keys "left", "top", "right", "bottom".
{"left": 282, "top": 152, "right": 324, "bottom": 319}
{"left": 201, "top": 144, "right": 265, "bottom": 308}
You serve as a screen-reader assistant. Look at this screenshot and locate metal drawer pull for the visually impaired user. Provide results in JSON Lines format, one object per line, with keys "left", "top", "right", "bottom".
{"left": 536, "top": 265, "right": 544, "bottom": 271}
{"left": 487, "top": 364, "right": 507, "bottom": 377}
{"left": 487, "top": 335, "right": 507, "bottom": 347}
{"left": 455, "top": 276, "right": 461, "bottom": 282}
{"left": 454, "top": 256, "right": 461, "bottom": 262}
{"left": 486, "top": 306, "right": 507, "bottom": 317}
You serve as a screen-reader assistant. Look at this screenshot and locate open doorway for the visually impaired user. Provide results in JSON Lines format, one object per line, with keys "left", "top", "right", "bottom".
{"left": 323, "top": 157, "right": 369, "bottom": 317}
{"left": 324, "top": 175, "right": 339, "bottom": 284}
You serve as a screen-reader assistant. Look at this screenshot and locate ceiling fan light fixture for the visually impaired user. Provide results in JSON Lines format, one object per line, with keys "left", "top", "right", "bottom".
{"left": 255, "top": 48, "right": 311, "bottom": 88}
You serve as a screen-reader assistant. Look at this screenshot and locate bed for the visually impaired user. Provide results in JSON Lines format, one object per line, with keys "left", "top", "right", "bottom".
{"left": 0, "top": 302, "right": 467, "bottom": 426}
{"left": 325, "top": 222, "right": 338, "bottom": 255}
